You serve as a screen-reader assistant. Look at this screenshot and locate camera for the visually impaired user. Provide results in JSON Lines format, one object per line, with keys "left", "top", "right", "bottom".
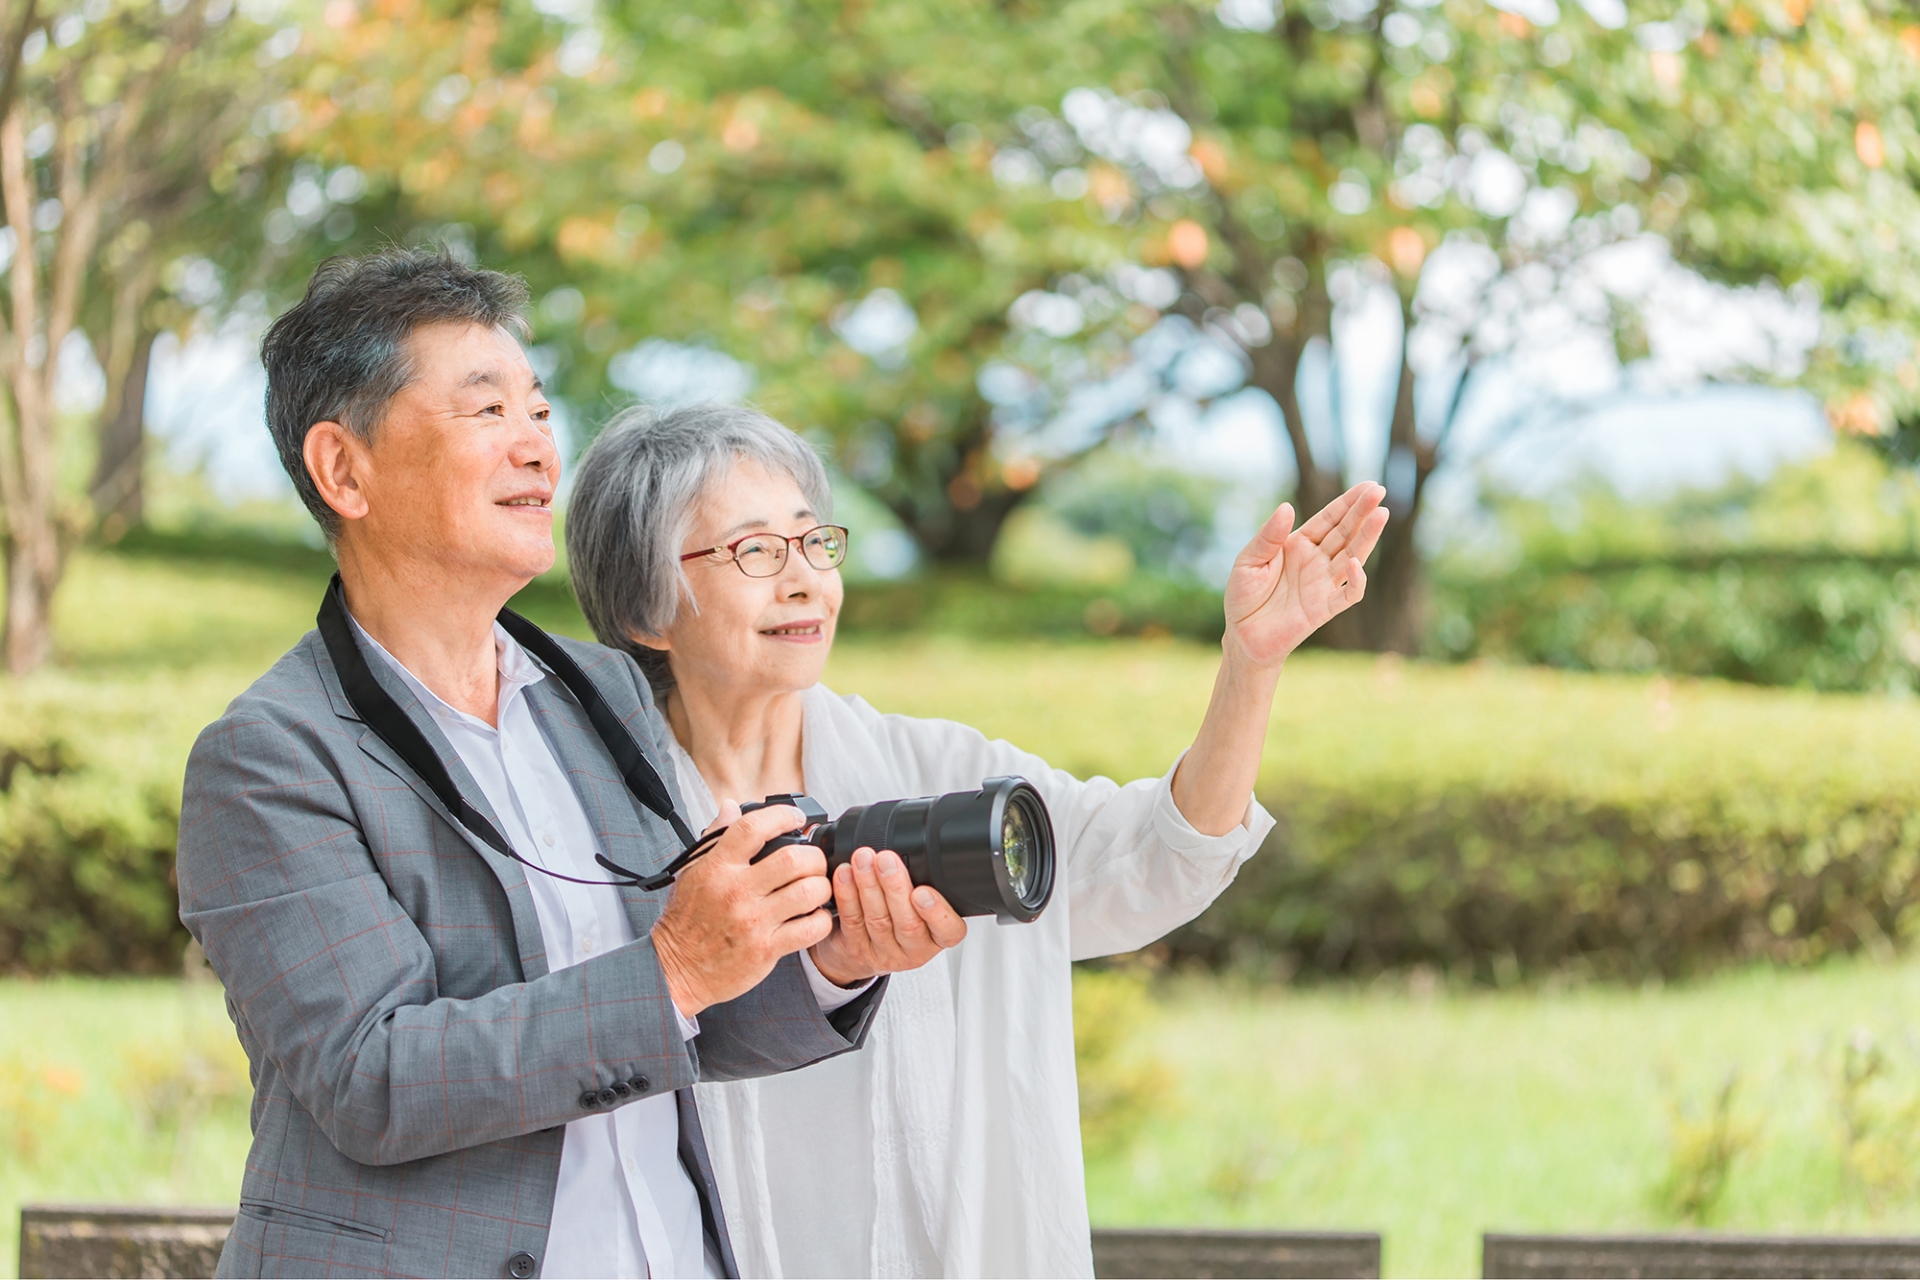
{"left": 743, "top": 777, "right": 1055, "bottom": 923}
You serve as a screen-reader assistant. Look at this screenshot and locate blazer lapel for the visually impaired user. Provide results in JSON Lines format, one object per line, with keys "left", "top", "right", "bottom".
{"left": 310, "top": 631, "right": 553, "bottom": 980}
{"left": 521, "top": 676, "right": 683, "bottom": 936}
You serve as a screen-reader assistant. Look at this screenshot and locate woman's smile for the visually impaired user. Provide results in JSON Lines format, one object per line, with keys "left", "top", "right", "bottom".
{"left": 760, "top": 618, "right": 825, "bottom": 643}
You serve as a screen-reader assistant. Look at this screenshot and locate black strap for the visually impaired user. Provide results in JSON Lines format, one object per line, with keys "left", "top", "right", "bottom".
{"left": 316, "top": 574, "right": 709, "bottom": 892}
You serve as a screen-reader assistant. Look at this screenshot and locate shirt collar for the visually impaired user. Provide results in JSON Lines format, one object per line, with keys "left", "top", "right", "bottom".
{"left": 349, "top": 615, "right": 547, "bottom": 731}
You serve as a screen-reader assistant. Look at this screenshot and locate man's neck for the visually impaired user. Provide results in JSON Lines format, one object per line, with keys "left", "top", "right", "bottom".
{"left": 337, "top": 544, "right": 522, "bottom": 727}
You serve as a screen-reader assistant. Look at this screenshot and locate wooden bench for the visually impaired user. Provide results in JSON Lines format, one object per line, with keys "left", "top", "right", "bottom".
{"left": 1484, "top": 1232, "right": 1920, "bottom": 1279}
{"left": 1092, "top": 1226, "right": 1382, "bottom": 1278}
{"left": 18, "top": 1208, "right": 1385, "bottom": 1280}
{"left": 19, "top": 1204, "right": 234, "bottom": 1280}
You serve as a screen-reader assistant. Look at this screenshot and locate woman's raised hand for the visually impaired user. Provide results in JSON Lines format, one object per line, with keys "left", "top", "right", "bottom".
{"left": 1223, "top": 483, "right": 1389, "bottom": 671}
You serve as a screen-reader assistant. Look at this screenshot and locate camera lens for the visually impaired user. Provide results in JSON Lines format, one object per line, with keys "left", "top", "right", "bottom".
{"left": 1002, "top": 799, "right": 1036, "bottom": 904}
{"left": 808, "top": 777, "right": 1055, "bottom": 922}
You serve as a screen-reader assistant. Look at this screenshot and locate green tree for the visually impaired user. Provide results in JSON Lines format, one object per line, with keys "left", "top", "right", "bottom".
{"left": 0, "top": 0, "right": 301, "bottom": 672}
{"left": 1601, "top": 0, "right": 1919, "bottom": 447}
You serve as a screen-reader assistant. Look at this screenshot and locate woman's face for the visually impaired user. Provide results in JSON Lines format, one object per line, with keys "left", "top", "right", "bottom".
{"left": 652, "top": 458, "right": 843, "bottom": 701}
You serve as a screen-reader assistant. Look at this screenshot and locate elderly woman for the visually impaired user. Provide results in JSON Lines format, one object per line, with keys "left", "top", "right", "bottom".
{"left": 566, "top": 404, "right": 1387, "bottom": 1278}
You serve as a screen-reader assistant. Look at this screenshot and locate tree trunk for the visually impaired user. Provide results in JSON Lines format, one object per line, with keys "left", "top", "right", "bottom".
{"left": 90, "top": 329, "right": 154, "bottom": 537}
{"left": 2, "top": 522, "right": 58, "bottom": 672}
{"left": 1320, "top": 294, "right": 1434, "bottom": 654}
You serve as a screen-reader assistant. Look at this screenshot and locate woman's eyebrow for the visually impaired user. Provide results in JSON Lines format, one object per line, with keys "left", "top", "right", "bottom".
{"left": 716, "top": 509, "right": 817, "bottom": 540}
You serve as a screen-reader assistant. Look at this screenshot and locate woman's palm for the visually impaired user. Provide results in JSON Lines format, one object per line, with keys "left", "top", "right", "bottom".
{"left": 1224, "top": 484, "right": 1389, "bottom": 669}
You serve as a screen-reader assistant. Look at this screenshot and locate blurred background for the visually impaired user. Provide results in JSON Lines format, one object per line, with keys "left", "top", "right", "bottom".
{"left": 3, "top": 0, "right": 1920, "bottom": 1274}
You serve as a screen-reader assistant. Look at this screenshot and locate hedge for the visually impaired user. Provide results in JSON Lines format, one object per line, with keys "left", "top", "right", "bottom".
{"left": 0, "top": 673, "right": 234, "bottom": 974}
{"left": 1428, "top": 553, "right": 1920, "bottom": 695}
{"left": 1164, "top": 657, "right": 1920, "bottom": 982}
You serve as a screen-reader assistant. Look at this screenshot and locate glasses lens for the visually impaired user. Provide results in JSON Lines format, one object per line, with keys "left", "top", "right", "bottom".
{"left": 1001, "top": 800, "right": 1035, "bottom": 903}
{"left": 803, "top": 526, "right": 848, "bottom": 570}
{"left": 733, "top": 535, "right": 787, "bottom": 577}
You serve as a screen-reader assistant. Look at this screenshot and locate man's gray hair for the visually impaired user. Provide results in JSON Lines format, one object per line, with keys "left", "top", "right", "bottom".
{"left": 566, "top": 403, "right": 834, "bottom": 700}
{"left": 261, "top": 247, "right": 531, "bottom": 541}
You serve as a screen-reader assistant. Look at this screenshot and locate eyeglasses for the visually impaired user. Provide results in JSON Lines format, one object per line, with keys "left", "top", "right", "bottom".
{"left": 679, "top": 524, "right": 850, "bottom": 578}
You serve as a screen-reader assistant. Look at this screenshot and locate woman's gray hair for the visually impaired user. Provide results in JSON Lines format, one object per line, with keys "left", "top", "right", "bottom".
{"left": 566, "top": 402, "right": 834, "bottom": 701}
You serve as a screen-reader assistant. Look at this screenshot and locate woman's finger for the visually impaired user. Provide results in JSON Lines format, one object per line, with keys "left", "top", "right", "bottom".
{"left": 912, "top": 886, "right": 969, "bottom": 949}
{"left": 1235, "top": 503, "right": 1294, "bottom": 568}
{"left": 873, "top": 851, "right": 929, "bottom": 948}
{"left": 1341, "top": 505, "right": 1390, "bottom": 569}
{"left": 849, "top": 848, "right": 896, "bottom": 944}
{"left": 1315, "top": 483, "right": 1386, "bottom": 560}
{"left": 1294, "top": 483, "right": 1368, "bottom": 545}
{"left": 831, "top": 864, "right": 863, "bottom": 932}
{"left": 1344, "top": 559, "right": 1368, "bottom": 603}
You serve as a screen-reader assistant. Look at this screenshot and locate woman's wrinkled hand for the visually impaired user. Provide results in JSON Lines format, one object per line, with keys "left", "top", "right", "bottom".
{"left": 808, "top": 847, "right": 968, "bottom": 987}
{"left": 1223, "top": 482, "right": 1389, "bottom": 671}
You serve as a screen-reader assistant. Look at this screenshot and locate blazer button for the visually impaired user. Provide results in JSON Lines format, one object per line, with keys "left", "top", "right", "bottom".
{"left": 579, "top": 1090, "right": 600, "bottom": 1111}
{"left": 597, "top": 1086, "right": 618, "bottom": 1107}
{"left": 610, "top": 1080, "right": 632, "bottom": 1100}
{"left": 629, "top": 1075, "right": 650, "bottom": 1093}
{"left": 507, "top": 1250, "right": 538, "bottom": 1278}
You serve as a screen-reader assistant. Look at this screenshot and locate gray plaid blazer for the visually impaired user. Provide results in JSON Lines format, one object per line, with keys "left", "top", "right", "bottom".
{"left": 177, "top": 626, "right": 883, "bottom": 1279}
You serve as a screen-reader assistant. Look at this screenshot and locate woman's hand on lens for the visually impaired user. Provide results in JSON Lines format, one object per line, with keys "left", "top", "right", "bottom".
{"left": 809, "top": 847, "right": 967, "bottom": 987}
{"left": 1224, "top": 482, "right": 1389, "bottom": 670}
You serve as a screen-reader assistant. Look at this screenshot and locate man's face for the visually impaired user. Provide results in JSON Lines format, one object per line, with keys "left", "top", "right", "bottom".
{"left": 334, "top": 321, "right": 558, "bottom": 586}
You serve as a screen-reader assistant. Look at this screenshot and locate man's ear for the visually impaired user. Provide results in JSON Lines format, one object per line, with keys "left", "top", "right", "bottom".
{"left": 304, "top": 421, "right": 371, "bottom": 523}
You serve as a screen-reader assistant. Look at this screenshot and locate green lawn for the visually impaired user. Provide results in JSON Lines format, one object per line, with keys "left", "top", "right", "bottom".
{"left": 9, "top": 961, "right": 1920, "bottom": 1277}
{"left": 10, "top": 548, "right": 1920, "bottom": 1276}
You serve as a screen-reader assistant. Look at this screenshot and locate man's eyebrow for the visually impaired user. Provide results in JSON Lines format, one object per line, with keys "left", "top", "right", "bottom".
{"left": 458, "top": 368, "right": 545, "bottom": 393}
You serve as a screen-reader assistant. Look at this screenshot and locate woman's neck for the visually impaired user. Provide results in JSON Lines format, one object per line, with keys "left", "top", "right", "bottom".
{"left": 664, "top": 680, "right": 807, "bottom": 806}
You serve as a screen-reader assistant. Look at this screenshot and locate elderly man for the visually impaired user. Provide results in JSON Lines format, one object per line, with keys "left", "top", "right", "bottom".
{"left": 176, "top": 248, "right": 964, "bottom": 1279}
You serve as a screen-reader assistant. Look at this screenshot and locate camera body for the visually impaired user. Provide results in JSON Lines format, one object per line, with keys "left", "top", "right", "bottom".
{"left": 742, "top": 778, "right": 1054, "bottom": 924}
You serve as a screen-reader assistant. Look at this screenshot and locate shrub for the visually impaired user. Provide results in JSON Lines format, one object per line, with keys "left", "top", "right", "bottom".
{"left": 1164, "top": 657, "right": 1920, "bottom": 982}
{"left": 0, "top": 674, "right": 234, "bottom": 974}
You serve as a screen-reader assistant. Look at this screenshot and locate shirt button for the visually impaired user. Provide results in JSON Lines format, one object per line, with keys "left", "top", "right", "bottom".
{"left": 543, "top": 832, "right": 556, "bottom": 847}
{"left": 579, "top": 935, "right": 596, "bottom": 955}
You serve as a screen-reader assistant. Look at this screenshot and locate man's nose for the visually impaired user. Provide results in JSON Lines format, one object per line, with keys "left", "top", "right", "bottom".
{"left": 512, "top": 414, "right": 559, "bottom": 470}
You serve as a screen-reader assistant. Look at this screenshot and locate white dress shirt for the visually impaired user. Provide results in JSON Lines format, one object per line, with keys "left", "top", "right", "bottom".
{"left": 356, "top": 620, "right": 864, "bottom": 1279}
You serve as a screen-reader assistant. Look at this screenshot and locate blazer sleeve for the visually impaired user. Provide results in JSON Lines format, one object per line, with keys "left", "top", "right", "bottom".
{"left": 178, "top": 704, "right": 700, "bottom": 1168}
{"left": 851, "top": 696, "right": 1272, "bottom": 960}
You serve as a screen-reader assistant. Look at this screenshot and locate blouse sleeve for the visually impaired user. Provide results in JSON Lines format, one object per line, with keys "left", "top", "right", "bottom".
{"left": 840, "top": 695, "right": 1274, "bottom": 962}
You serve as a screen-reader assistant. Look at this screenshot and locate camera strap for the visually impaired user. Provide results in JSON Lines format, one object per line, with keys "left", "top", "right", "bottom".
{"left": 317, "top": 574, "right": 708, "bottom": 892}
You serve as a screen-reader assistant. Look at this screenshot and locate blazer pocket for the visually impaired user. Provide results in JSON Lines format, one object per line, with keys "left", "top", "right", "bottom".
{"left": 238, "top": 1200, "right": 393, "bottom": 1244}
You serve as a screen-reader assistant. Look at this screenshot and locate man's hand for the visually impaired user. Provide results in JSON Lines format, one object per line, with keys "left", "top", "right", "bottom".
{"left": 809, "top": 848, "right": 969, "bottom": 987}
{"left": 650, "top": 803, "right": 834, "bottom": 1017}
{"left": 1224, "top": 482, "right": 1389, "bottom": 671}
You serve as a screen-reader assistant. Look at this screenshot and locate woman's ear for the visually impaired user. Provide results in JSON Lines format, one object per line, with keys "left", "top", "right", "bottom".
{"left": 630, "top": 629, "right": 670, "bottom": 654}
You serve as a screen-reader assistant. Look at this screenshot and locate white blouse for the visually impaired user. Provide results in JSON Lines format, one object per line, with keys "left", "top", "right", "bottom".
{"left": 676, "top": 684, "right": 1273, "bottom": 1279}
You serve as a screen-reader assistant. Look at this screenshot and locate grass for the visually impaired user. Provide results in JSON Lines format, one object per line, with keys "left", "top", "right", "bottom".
{"left": 11, "top": 961, "right": 1920, "bottom": 1277}
{"left": 12, "top": 544, "right": 1920, "bottom": 1275}
{"left": 1086, "top": 958, "right": 1920, "bottom": 1277}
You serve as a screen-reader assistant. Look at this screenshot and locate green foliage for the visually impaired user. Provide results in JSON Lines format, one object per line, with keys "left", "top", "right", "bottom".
{"left": 1070, "top": 967, "right": 1174, "bottom": 1157}
{"left": 1429, "top": 447, "right": 1920, "bottom": 692}
{"left": 0, "top": 673, "right": 214, "bottom": 974}
{"left": 1653, "top": 1072, "right": 1753, "bottom": 1224}
{"left": 838, "top": 569, "right": 1225, "bottom": 642}
{"left": 1040, "top": 451, "right": 1231, "bottom": 581}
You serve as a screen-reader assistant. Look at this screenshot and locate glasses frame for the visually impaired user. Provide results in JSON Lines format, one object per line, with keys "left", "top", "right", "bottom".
{"left": 678, "top": 524, "right": 850, "bottom": 578}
